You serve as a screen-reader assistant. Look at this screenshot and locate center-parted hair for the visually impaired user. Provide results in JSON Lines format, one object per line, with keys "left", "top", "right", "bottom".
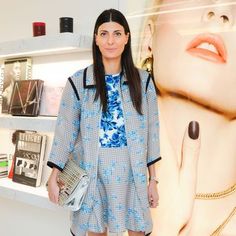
{"left": 92, "top": 8, "right": 142, "bottom": 114}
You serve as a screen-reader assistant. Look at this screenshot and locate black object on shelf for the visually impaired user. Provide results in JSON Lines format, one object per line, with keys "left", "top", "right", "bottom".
{"left": 60, "top": 17, "right": 73, "bottom": 33}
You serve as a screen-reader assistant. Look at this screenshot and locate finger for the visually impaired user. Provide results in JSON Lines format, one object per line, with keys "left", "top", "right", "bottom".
{"left": 153, "top": 203, "right": 158, "bottom": 208}
{"left": 180, "top": 121, "right": 201, "bottom": 200}
{"left": 180, "top": 121, "right": 200, "bottom": 172}
{"left": 149, "top": 200, "right": 153, "bottom": 207}
{"left": 149, "top": 194, "right": 153, "bottom": 203}
{"left": 149, "top": 196, "right": 153, "bottom": 203}
{"left": 149, "top": 196, "right": 159, "bottom": 208}
{"left": 54, "top": 195, "right": 59, "bottom": 204}
{"left": 148, "top": 188, "right": 153, "bottom": 201}
{"left": 48, "top": 188, "right": 59, "bottom": 204}
{"left": 150, "top": 200, "right": 158, "bottom": 208}
{"left": 49, "top": 193, "right": 55, "bottom": 203}
{"left": 51, "top": 194, "right": 58, "bottom": 204}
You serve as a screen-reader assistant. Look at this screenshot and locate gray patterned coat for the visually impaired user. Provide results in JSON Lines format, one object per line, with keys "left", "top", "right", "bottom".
{"left": 48, "top": 64, "right": 161, "bottom": 235}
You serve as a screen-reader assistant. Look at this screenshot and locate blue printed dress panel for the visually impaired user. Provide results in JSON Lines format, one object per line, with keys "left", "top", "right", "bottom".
{"left": 86, "top": 147, "right": 147, "bottom": 233}
{"left": 99, "top": 74, "right": 127, "bottom": 148}
{"left": 83, "top": 74, "right": 147, "bottom": 233}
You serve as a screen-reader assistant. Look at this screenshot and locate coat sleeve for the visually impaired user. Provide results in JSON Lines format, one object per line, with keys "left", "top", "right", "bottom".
{"left": 47, "top": 77, "right": 81, "bottom": 171}
{"left": 146, "top": 75, "right": 161, "bottom": 167}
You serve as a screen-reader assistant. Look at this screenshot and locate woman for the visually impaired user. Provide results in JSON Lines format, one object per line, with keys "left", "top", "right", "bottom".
{"left": 2, "top": 61, "right": 22, "bottom": 109}
{"left": 47, "top": 9, "right": 161, "bottom": 236}
{"left": 138, "top": 0, "right": 236, "bottom": 235}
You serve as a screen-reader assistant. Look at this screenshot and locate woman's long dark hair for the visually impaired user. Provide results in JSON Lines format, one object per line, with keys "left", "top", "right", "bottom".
{"left": 92, "top": 8, "right": 142, "bottom": 114}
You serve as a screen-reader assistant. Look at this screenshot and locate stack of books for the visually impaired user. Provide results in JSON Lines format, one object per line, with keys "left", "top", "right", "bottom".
{"left": 13, "top": 131, "right": 47, "bottom": 187}
{"left": 0, "top": 154, "right": 8, "bottom": 178}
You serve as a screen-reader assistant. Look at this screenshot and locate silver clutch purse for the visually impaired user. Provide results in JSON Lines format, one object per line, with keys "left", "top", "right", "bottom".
{"left": 57, "top": 159, "right": 89, "bottom": 211}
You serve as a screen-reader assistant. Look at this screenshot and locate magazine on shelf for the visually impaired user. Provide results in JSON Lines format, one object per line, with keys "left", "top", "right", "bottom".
{"left": 13, "top": 131, "right": 47, "bottom": 187}
{"left": 1, "top": 57, "right": 32, "bottom": 114}
{"left": 39, "top": 85, "right": 64, "bottom": 116}
{"left": 9, "top": 79, "right": 44, "bottom": 116}
{"left": 0, "top": 154, "right": 8, "bottom": 178}
{"left": 0, "top": 65, "right": 4, "bottom": 113}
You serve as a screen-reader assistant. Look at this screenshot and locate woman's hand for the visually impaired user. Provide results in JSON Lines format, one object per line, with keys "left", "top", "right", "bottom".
{"left": 47, "top": 168, "right": 61, "bottom": 204}
{"left": 154, "top": 121, "right": 200, "bottom": 235}
{"left": 148, "top": 180, "right": 159, "bottom": 208}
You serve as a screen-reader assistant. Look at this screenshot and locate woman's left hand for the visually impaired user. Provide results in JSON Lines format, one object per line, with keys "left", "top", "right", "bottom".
{"left": 148, "top": 181, "right": 159, "bottom": 208}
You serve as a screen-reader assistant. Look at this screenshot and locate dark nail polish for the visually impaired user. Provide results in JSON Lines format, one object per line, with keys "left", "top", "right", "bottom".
{"left": 188, "top": 121, "right": 199, "bottom": 140}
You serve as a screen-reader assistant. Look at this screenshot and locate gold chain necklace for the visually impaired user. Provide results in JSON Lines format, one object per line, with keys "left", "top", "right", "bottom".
{"left": 210, "top": 207, "right": 236, "bottom": 236}
{"left": 195, "top": 183, "right": 236, "bottom": 200}
{"left": 195, "top": 183, "right": 236, "bottom": 235}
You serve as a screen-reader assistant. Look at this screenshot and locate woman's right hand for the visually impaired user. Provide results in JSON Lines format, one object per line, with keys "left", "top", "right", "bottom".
{"left": 47, "top": 168, "right": 61, "bottom": 204}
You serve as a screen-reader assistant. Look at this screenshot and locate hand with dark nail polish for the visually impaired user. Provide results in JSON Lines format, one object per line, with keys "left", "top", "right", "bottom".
{"left": 152, "top": 121, "right": 201, "bottom": 236}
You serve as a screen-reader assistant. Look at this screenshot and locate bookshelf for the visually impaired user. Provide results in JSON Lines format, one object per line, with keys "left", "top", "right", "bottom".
{"left": 0, "top": 114, "right": 57, "bottom": 132}
{"left": 0, "top": 33, "right": 92, "bottom": 59}
{"left": 0, "top": 33, "right": 92, "bottom": 211}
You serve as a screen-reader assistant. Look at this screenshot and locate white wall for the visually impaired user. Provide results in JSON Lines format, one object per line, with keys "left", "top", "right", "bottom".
{"left": 0, "top": 0, "right": 120, "bottom": 42}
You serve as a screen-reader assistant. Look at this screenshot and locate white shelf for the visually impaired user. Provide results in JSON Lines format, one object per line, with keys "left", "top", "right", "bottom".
{"left": 0, "top": 34, "right": 85, "bottom": 214}
{"left": 0, "top": 177, "right": 66, "bottom": 211}
{"left": 0, "top": 33, "right": 92, "bottom": 59}
{"left": 0, "top": 114, "right": 57, "bottom": 132}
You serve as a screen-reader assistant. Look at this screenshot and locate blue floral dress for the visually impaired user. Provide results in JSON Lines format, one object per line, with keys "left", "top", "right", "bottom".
{"left": 99, "top": 73, "right": 127, "bottom": 148}
{"left": 86, "top": 74, "right": 147, "bottom": 233}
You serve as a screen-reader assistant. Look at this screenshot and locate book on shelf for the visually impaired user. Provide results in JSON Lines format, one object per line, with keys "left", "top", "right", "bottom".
{"left": 0, "top": 154, "right": 8, "bottom": 178}
{"left": 13, "top": 131, "right": 47, "bottom": 187}
{"left": 0, "top": 65, "right": 4, "bottom": 113}
{"left": 39, "top": 85, "right": 64, "bottom": 116}
{"left": 9, "top": 79, "right": 44, "bottom": 116}
{"left": 1, "top": 57, "right": 32, "bottom": 114}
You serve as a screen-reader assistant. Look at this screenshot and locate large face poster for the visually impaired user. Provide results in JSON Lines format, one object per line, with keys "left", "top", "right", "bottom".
{"left": 127, "top": 0, "right": 236, "bottom": 235}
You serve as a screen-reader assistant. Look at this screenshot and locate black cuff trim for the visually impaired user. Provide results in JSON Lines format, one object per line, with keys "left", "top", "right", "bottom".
{"left": 70, "top": 229, "right": 75, "bottom": 236}
{"left": 68, "top": 77, "right": 80, "bottom": 101}
{"left": 47, "top": 161, "right": 63, "bottom": 171}
{"left": 146, "top": 233, "right": 151, "bottom": 236}
{"left": 147, "top": 156, "right": 161, "bottom": 167}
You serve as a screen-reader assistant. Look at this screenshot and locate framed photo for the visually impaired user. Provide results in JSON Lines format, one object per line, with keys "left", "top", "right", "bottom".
{"left": 1, "top": 57, "right": 32, "bottom": 113}
{"left": 39, "top": 86, "right": 64, "bottom": 116}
